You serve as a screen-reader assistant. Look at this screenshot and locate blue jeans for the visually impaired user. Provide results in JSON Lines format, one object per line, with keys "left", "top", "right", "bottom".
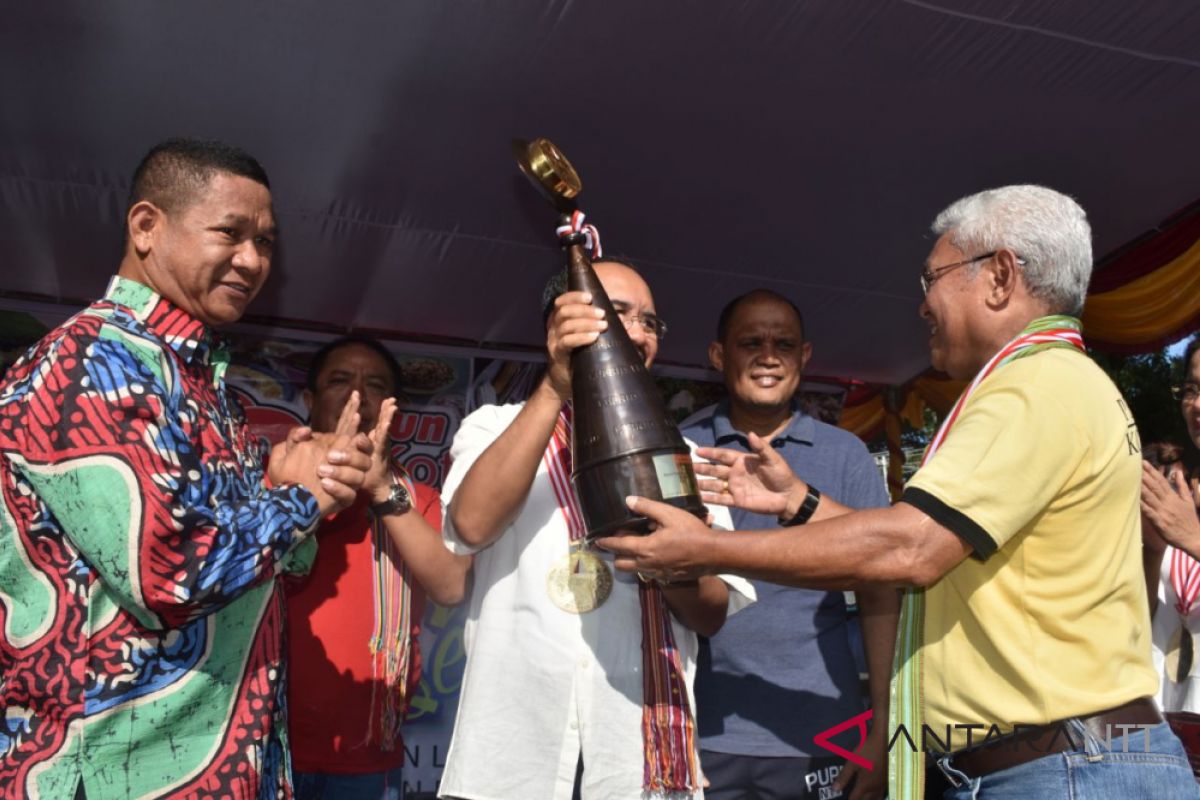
{"left": 294, "top": 767, "right": 405, "bottom": 800}
{"left": 936, "top": 720, "right": 1199, "bottom": 799}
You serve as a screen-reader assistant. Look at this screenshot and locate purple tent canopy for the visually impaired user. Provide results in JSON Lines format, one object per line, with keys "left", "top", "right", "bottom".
{"left": 3, "top": 0, "right": 1199, "bottom": 383}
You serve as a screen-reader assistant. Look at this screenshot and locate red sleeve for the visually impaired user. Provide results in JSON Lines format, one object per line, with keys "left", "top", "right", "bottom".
{"left": 414, "top": 483, "right": 442, "bottom": 533}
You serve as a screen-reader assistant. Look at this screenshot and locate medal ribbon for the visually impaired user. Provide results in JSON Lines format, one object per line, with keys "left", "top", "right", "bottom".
{"left": 543, "top": 405, "right": 700, "bottom": 796}
{"left": 888, "top": 315, "right": 1086, "bottom": 800}
{"left": 544, "top": 407, "right": 588, "bottom": 543}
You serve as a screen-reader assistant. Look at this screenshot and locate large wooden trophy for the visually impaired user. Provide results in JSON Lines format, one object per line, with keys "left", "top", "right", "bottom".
{"left": 513, "top": 137, "right": 707, "bottom": 539}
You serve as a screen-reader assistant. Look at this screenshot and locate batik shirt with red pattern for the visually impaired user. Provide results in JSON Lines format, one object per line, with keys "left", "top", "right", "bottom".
{"left": 0, "top": 276, "right": 320, "bottom": 799}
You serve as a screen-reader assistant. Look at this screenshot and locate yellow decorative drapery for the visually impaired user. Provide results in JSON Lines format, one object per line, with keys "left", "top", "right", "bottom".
{"left": 1083, "top": 233, "right": 1200, "bottom": 349}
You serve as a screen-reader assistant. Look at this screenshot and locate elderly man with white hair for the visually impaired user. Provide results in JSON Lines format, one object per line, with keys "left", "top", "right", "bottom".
{"left": 601, "top": 185, "right": 1199, "bottom": 799}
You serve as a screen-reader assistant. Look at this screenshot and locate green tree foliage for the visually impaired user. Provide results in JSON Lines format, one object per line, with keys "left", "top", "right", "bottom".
{"left": 870, "top": 345, "right": 1192, "bottom": 463}
{"left": 1091, "top": 349, "right": 1189, "bottom": 449}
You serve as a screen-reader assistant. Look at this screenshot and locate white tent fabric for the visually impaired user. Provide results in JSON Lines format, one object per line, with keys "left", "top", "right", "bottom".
{"left": 3, "top": 1, "right": 1199, "bottom": 383}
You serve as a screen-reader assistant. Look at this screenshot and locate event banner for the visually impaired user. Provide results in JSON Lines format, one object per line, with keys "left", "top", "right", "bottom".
{"left": 1, "top": 307, "right": 847, "bottom": 795}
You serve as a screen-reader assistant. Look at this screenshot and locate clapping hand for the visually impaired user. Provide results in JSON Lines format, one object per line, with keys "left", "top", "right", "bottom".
{"left": 1141, "top": 461, "right": 1200, "bottom": 559}
{"left": 270, "top": 391, "right": 374, "bottom": 514}
{"left": 363, "top": 398, "right": 400, "bottom": 504}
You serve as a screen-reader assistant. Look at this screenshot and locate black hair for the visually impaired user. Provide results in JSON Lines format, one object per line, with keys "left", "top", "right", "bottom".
{"left": 1178, "top": 333, "right": 1200, "bottom": 474}
{"left": 1144, "top": 440, "right": 1185, "bottom": 469}
{"left": 128, "top": 137, "right": 270, "bottom": 213}
{"left": 716, "top": 289, "right": 806, "bottom": 342}
{"left": 306, "top": 336, "right": 403, "bottom": 397}
{"left": 540, "top": 255, "right": 643, "bottom": 324}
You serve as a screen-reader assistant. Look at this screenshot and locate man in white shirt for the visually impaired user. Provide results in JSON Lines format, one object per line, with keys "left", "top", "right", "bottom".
{"left": 438, "top": 259, "right": 752, "bottom": 800}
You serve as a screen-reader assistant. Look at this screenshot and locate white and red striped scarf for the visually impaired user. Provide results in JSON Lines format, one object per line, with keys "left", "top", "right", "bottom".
{"left": 543, "top": 406, "right": 700, "bottom": 796}
{"left": 1171, "top": 546, "right": 1200, "bottom": 619}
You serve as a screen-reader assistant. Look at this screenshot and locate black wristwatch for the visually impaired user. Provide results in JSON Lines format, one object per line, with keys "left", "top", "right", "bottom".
{"left": 370, "top": 473, "right": 413, "bottom": 518}
{"left": 779, "top": 485, "right": 821, "bottom": 527}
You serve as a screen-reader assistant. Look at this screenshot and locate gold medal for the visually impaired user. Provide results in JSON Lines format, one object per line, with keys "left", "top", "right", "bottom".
{"left": 547, "top": 548, "right": 613, "bottom": 614}
{"left": 1167, "top": 622, "right": 1195, "bottom": 685}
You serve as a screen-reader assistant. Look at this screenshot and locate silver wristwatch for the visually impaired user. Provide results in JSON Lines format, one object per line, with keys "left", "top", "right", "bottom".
{"left": 369, "top": 473, "right": 413, "bottom": 517}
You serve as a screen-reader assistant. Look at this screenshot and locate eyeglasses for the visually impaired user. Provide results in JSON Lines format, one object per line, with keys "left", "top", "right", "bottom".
{"left": 1173, "top": 383, "right": 1200, "bottom": 403}
{"left": 612, "top": 302, "right": 668, "bottom": 339}
{"left": 619, "top": 311, "right": 668, "bottom": 340}
{"left": 919, "top": 251, "right": 1026, "bottom": 296}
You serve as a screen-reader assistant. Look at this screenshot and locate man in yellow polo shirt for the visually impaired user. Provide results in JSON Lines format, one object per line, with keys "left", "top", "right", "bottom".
{"left": 905, "top": 345, "right": 1155, "bottom": 750}
{"left": 601, "top": 185, "right": 1197, "bottom": 799}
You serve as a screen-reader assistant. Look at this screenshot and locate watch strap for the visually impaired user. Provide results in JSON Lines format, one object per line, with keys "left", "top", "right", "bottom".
{"left": 370, "top": 471, "right": 413, "bottom": 517}
{"left": 779, "top": 485, "right": 821, "bottom": 527}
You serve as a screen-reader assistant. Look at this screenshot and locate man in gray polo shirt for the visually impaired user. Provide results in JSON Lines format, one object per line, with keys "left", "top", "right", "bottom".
{"left": 682, "top": 290, "right": 896, "bottom": 800}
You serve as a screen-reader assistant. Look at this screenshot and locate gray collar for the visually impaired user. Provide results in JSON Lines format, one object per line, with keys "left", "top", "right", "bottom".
{"left": 710, "top": 398, "right": 815, "bottom": 446}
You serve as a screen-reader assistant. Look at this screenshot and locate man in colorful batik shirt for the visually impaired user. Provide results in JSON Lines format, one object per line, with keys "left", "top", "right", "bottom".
{"left": 603, "top": 186, "right": 1197, "bottom": 799}
{"left": 0, "top": 138, "right": 372, "bottom": 799}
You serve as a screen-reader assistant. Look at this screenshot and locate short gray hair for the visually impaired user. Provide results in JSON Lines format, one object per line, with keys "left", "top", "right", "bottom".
{"left": 932, "top": 185, "right": 1092, "bottom": 315}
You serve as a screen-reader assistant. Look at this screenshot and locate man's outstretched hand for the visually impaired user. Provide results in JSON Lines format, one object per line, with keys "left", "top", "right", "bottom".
{"left": 695, "top": 432, "right": 805, "bottom": 517}
{"left": 597, "top": 496, "right": 721, "bottom": 583}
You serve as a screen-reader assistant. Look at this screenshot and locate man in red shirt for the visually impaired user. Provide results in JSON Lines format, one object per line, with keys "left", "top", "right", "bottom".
{"left": 286, "top": 336, "right": 472, "bottom": 800}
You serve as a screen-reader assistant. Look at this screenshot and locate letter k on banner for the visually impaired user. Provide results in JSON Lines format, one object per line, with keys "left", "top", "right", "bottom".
{"left": 814, "top": 709, "right": 874, "bottom": 770}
